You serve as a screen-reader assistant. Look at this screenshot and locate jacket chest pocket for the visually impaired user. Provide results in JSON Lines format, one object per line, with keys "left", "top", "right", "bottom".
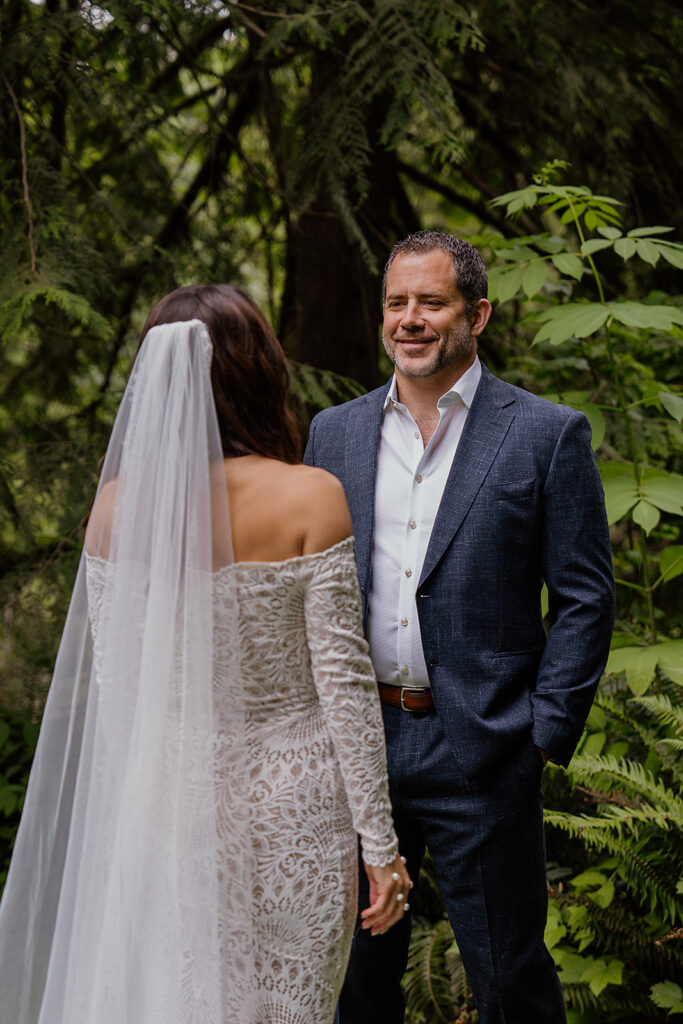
{"left": 492, "top": 477, "right": 536, "bottom": 502}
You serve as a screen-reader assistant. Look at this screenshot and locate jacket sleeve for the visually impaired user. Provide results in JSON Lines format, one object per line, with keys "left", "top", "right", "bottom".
{"left": 304, "top": 540, "right": 398, "bottom": 865}
{"left": 303, "top": 413, "right": 318, "bottom": 467}
{"left": 532, "top": 412, "right": 615, "bottom": 766}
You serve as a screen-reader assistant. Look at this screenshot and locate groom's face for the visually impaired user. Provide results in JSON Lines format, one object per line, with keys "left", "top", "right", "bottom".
{"left": 382, "top": 249, "right": 475, "bottom": 381}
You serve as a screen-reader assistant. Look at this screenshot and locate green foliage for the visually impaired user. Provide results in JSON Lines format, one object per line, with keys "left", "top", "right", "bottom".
{"left": 403, "top": 917, "right": 470, "bottom": 1023}
{"left": 287, "top": 361, "right": 365, "bottom": 413}
{"left": 487, "top": 172, "right": 683, "bottom": 1021}
{"left": 651, "top": 981, "right": 683, "bottom": 1016}
{"left": 0, "top": 706, "right": 39, "bottom": 888}
{"left": 257, "top": 0, "right": 483, "bottom": 267}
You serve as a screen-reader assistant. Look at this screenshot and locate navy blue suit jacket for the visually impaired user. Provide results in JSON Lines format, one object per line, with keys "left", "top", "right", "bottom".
{"left": 304, "top": 364, "right": 615, "bottom": 776}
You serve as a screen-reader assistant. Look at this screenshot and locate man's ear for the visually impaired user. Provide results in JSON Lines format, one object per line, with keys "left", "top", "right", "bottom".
{"left": 470, "top": 298, "right": 493, "bottom": 337}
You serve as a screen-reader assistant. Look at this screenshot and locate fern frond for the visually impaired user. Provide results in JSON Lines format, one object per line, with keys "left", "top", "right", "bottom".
{"left": 546, "top": 813, "right": 681, "bottom": 923}
{"left": 567, "top": 754, "right": 683, "bottom": 822}
{"left": 661, "top": 737, "right": 683, "bottom": 752}
{"left": 287, "top": 360, "right": 364, "bottom": 411}
{"left": 631, "top": 693, "right": 683, "bottom": 735}
{"left": 404, "top": 917, "right": 464, "bottom": 1023}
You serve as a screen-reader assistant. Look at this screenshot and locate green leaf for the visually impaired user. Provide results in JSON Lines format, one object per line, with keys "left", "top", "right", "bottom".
{"left": 554, "top": 949, "right": 588, "bottom": 985}
{"left": 588, "top": 880, "right": 615, "bottom": 909}
{"left": 492, "top": 265, "right": 525, "bottom": 304}
{"left": 660, "top": 391, "right": 683, "bottom": 423}
{"left": 571, "top": 402, "right": 605, "bottom": 449}
{"left": 566, "top": 905, "right": 590, "bottom": 933}
{"left": 599, "top": 471, "right": 638, "bottom": 524}
{"left": 635, "top": 239, "right": 660, "bottom": 265}
{"left": 522, "top": 260, "right": 547, "bottom": 298}
{"left": 614, "top": 237, "right": 637, "bottom": 260}
{"left": 607, "top": 301, "right": 683, "bottom": 330}
{"left": 561, "top": 202, "right": 586, "bottom": 224}
{"left": 494, "top": 246, "right": 539, "bottom": 262}
{"left": 650, "top": 980, "right": 683, "bottom": 1012}
{"left": 582, "top": 731, "right": 606, "bottom": 757}
{"left": 532, "top": 303, "right": 609, "bottom": 345}
{"left": 586, "top": 705, "right": 606, "bottom": 730}
{"left": 580, "top": 239, "right": 613, "bottom": 256}
{"left": 584, "top": 957, "right": 623, "bottom": 996}
{"left": 608, "top": 639, "right": 683, "bottom": 690}
{"left": 604, "top": 741, "right": 629, "bottom": 759}
{"left": 659, "top": 546, "right": 683, "bottom": 584}
{"left": 597, "top": 226, "right": 622, "bottom": 239}
{"left": 658, "top": 244, "right": 683, "bottom": 270}
{"left": 550, "top": 253, "right": 584, "bottom": 280}
{"left": 492, "top": 186, "right": 538, "bottom": 213}
{"left": 544, "top": 918, "right": 567, "bottom": 951}
{"left": 641, "top": 472, "right": 683, "bottom": 515}
{"left": 632, "top": 499, "right": 660, "bottom": 535}
{"left": 536, "top": 236, "right": 565, "bottom": 254}
{"left": 627, "top": 226, "right": 675, "bottom": 237}
{"left": 570, "top": 869, "right": 607, "bottom": 890}
{"left": 607, "top": 645, "right": 659, "bottom": 695}
{"left": 658, "top": 640, "right": 683, "bottom": 685}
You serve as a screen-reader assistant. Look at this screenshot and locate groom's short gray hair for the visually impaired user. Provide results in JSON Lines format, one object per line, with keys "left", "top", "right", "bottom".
{"left": 382, "top": 231, "right": 488, "bottom": 318}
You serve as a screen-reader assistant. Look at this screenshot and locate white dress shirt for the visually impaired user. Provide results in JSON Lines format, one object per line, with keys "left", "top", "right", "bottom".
{"left": 367, "top": 356, "right": 482, "bottom": 687}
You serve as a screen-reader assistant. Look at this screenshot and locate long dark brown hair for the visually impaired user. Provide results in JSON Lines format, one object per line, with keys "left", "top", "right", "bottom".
{"left": 140, "top": 284, "right": 301, "bottom": 463}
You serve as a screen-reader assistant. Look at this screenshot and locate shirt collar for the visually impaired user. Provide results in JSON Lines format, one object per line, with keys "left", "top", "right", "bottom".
{"left": 384, "top": 355, "right": 482, "bottom": 411}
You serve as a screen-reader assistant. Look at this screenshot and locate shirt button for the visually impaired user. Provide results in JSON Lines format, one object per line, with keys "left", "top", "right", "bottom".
{"left": 405, "top": 569, "right": 412, "bottom": 577}
{"left": 409, "top": 520, "right": 417, "bottom": 530}
{"left": 401, "top": 665, "right": 409, "bottom": 676}
{"left": 401, "top": 617, "right": 408, "bottom": 626}
{"left": 413, "top": 431, "right": 420, "bottom": 439}
{"left": 415, "top": 474, "right": 423, "bottom": 483}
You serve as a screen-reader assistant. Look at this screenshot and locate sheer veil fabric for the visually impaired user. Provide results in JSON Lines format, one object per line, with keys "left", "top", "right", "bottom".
{"left": 0, "top": 321, "right": 257, "bottom": 1022}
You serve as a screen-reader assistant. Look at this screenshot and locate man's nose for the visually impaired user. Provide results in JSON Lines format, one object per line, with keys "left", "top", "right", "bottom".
{"left": 400, "top": 300, "right": 424, "bottom": 327}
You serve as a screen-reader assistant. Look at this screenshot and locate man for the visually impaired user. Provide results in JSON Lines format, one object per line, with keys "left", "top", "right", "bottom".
{"left": 304, "top": 231, "right": 615, "bottom": 1024}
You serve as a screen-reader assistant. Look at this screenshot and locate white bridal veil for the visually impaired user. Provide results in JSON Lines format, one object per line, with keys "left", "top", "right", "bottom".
{"left": 0, "top": 321, "right": 256, "bottom": 1022}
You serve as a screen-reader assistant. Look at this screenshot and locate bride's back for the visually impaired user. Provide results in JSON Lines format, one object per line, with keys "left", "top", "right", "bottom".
{"left": 224, "top": 455, "right": 351, "bottom": 565}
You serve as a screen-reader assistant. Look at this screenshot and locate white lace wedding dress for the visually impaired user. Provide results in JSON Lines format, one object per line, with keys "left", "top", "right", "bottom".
{"left": 85, "top": 535, "right": 398, "bottom": 1024}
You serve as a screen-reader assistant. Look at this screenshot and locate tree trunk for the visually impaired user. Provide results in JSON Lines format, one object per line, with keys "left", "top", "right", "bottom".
{"left": 280, "top": 143, "right": 416, "bottom": 390}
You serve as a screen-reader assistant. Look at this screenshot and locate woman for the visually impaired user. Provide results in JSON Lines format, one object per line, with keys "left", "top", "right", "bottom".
{"left": 0, "top": 285, "right": 410, "bottom": 1023}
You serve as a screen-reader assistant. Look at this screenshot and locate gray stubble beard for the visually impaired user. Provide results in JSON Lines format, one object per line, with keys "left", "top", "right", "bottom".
{"left": 382, "top": 322, "right": 474, "bottom": 379}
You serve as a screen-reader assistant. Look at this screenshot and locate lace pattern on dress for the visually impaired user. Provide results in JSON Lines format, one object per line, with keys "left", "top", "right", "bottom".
{"left": 86, "top": 536, "right": 397, "bottom": 1024}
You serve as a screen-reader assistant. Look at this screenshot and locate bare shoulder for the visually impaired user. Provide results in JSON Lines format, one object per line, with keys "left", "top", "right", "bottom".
{"left": 292, "top": 464, "right": 345, "bottom": 501}
{"left": 85, "top": 479, "right": 118, "bottom": 557}
{"left": 290, "top": 465, "right": 353, "bottom": 555}
{"left": 225, "top": 457, "right": 352, "bottom": 562}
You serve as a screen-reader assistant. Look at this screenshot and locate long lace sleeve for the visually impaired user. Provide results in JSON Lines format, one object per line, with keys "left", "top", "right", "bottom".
{"left": 304, "top": 538, "right": 399, "bottom": 866}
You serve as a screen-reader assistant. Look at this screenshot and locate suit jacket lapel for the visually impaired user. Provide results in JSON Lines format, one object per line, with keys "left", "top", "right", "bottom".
{"left": 345, "top": 383, "right": 390, "bottom": 596}
{"left": 419, "top": 366, "right": 516, "bottom": 586}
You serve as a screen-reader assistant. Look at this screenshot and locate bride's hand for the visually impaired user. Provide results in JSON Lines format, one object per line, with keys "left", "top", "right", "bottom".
{"left": 360, "top": 854, "right": 412, "bottom": 936}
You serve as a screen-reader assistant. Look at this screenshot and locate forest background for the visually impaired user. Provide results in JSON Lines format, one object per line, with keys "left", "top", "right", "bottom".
{"left": 1, "top": 1, "right": 682, "bottom": 1020}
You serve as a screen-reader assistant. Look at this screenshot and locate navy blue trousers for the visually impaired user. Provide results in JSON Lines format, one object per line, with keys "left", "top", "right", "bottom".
{"left": 337, "top": 704, "right": 566, "bottom": 1024}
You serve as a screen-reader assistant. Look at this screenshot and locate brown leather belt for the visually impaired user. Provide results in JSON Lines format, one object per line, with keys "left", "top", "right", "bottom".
{"left": 377, "top": 682, "right": 435, "bottom": 713}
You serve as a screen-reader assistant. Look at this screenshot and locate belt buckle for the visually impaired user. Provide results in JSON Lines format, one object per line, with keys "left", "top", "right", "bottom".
{"left": 400, "top": 687, "right": 412, "bottom": 712}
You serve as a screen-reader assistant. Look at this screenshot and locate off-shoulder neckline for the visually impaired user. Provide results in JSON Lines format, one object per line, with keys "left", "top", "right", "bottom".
{"left": 225, "top": 534, "right": 354, "bottom": 571}
{"left": 84, "top": 534, "right": 355, "bottom": 574}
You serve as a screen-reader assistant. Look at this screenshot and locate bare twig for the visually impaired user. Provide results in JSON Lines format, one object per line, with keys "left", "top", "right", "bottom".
{"left": 3, "top": 75, "right": 38, "bottom": 275}
{"left": 576, "top": 785, "right": 641, "bottom": 810}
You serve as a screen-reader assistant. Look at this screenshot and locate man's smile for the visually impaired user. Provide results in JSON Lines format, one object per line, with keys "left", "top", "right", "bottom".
{"left": 395, "top": 342, "right": 438, "bottom": 350}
